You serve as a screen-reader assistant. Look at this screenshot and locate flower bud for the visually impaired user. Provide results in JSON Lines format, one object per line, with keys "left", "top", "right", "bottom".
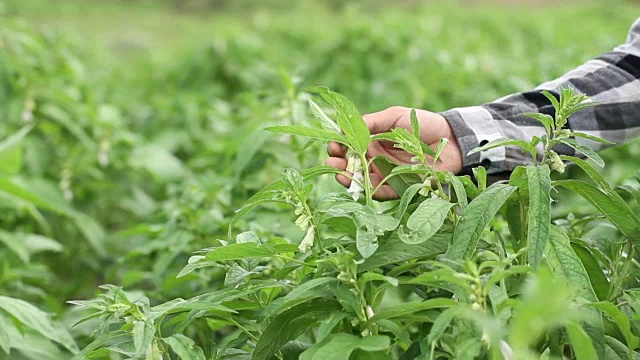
{"left": 298, "top": 226, "right": 315, "bottom": 252}
{"left": 365, "top": 305, "right": 375, "bottom": 319}
{"left": 546, "top": 151, "right": 565, "bottom": 173}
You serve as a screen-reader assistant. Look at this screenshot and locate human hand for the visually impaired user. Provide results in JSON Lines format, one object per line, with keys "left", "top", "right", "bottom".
{"left": 326, "top": 106, "right": 463, "bottom": 200}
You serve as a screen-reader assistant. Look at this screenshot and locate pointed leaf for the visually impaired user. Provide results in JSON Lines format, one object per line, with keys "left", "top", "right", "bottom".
{"left": 526, "top": 165, "right": 551, "bottom": 269}
{"left": 163, "top": 334, "right": 206, "bottom": 360}
{"left": 265, "top": 125, "right": 348, "bottom": 144}
{"left": 468, "top": 139, "right": 536, "bottom": 160}
{"left": 252, "top": 299, "right": 341, "bottom": 360}
{"left": 560, "top": 139, "right": 604, "bottom": 167}
{"left": 300, "top": 334, "right": 390, "bottom": 360}
{"left": 555, "top": 180, "right": 640, "bottom": 244}
{"left": 445, "top": 183, "right": 515, "bottom": 261}
{"left": 309, "top": 99, "right": 341, "bottom": 133}
{"left": 398, "top": 198, "right": 454, "bottom": 245}
{"left": 312, "top": 87, "right": 370, "bottom": 154}
{"left": 566, "top": 321, "right": 598, "bottom": 360}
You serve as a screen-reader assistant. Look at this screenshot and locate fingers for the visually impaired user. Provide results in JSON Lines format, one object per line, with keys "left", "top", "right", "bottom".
{"left": 363, "top": 106, "right": 408, "bottom": 134}
{"left": 327, "top": 141, "right": 347, "bottom": 157}
{"left": 325, "top": 157, "right": 351, "bottom": 187}
{"left": 369, "top": 168, "right": 399, "bottom": 200}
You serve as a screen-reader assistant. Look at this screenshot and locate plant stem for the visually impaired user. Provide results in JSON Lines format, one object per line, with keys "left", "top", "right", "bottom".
{"left": 361, "top": 154, "right": 373, "bottom": 207}
{"left": 229, "top": 317, "right": 259, "bottom": 343}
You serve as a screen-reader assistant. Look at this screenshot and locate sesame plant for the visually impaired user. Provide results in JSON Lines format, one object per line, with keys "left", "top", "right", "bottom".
{"left": 66, "top": 87, "right": 640, "bottom": 360}
{"left": 2, "top": 5, "right": 640, "bottom": 360}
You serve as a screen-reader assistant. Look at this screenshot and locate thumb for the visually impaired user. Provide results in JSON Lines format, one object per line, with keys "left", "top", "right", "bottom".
{"left": 362, "top": 106, "right": 408, "bottom": 134}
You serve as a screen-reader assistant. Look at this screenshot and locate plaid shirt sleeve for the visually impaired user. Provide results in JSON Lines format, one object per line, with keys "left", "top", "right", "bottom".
{"left": 440, "top": 18, "right": 640, "bottom": 175}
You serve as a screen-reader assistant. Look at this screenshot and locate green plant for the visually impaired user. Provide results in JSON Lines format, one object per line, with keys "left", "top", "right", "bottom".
{"left": 2, "top": 5, "right": 640, "bottom": 360}
{"left": 65, "top": 87, "right": 640, "bottom": 359}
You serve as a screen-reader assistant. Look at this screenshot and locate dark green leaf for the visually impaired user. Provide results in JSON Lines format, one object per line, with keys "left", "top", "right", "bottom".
{"left": 300, "top": 334, "right": 390, "bottom": 360}
{"left": 358, "top": 232, "right": 450, "bottom": 272}
{"left": 555, "top": 180, "right": 640, "bottom": 244}
{"left": 444, "top": 183, "right": 515, "bottom": 261}
{"left": 571, "top": 243, "right": 609, "bottom": 301}
{"left": 252, "top": 298, "right": 340, "bottom": 360}
{"left": 163, "top": 334, "right": 206, "bottom": 360}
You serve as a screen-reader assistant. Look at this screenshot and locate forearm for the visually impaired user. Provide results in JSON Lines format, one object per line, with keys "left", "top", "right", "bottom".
{"left": 441, "top": 18, "right": 640, "bottom": 175}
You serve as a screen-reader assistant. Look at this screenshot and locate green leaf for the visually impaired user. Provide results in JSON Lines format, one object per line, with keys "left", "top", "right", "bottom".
{"left": 0, "top": 296, "right": 78, "bottom": 354}
{"left": 542, "top": 90, "right": 561, "bottom": 113}
{"left": 398, "top": 198, "right": 454, "bottom": 245}
{"left": 523, "top": 113, "right": 553, "bottom": 135}
{"left": 545, "top": 226, "right": 597, "bottom": 301}
{"left": 473, "top": 166, "right": 487, "bottom": 191}
{"left": 571, "top": 243, "right": 609, "bottom": 301}
{"left": 71, "top": 331, "right": 129, "bottom": 360}
{"left": 444, "top": 183, "right": 515, "bottom": 261}
{"left": 588, "top": 302, "right": 639, "bottom": 349}
{"left": 546, "top": 226, "right": 606, "bottom": 357}
{"left": 0, "top": 229, "right": 29, "bottom": 263}
{"left": 204, "top": 243, "right": 298, "bottom": 262}
{"left": 0, "top": 177, "right": 74, "bottom": 216}
{"left": 566, "top": 321, "right": 598, "bottom": 360}
{"left": 357, "top": 226, "right": 379, "bottom": 259}
{"left": 559, "top": 155, "right": 612, "bottom": 193}
{"left": 262, "top": 278, "right": 336, "bottom": 319}
{"left": 445, "top": 173, "right": 468, "bottom": 210}
{"left": 231, "top": 165, "right": 341, "bottom": 231}
{"left": 265, "top": 125, "right": 348, "bottom": 144}
{"left": 394, "top": 183, "right": 422, "bottom": 220}
{"left": 300, "top": 334, "right": 390, "bottom": 360}
{"left": 526, "top": 165, "right": 551, "bottom": 269}
{"left": 467, "top": 139, "right": 536, "bottom": 160}
{"left": 317, "top": 312, "right": 350, "bottom": 342}
{"left": 163, "top": 334, "right": 206, "bottom": 360}
{"left": 0, "top": 125, "right": 32, "bottom": 175}
{"left": 0, "top": 315, "right": 10, "bottom": 354}
{"left": 358, "top": 232, "right": 450, "bottom": 273}
{"left": 560, "top": 139, "right": 604, "bottom": 167}
{"left": 132, "top": 321, "right": 155, "bottom": 357}
{"left": 370, "top": 298, "right": 457, "bottom": 321}
{"left": 372, "top": 157, "right": 421, "bottom": 197}
{"left": 427, "top": 306, "right": 464, "bottom": 345}
{"left": 252, "top": 298, "right": 340, "bottom": 360}
{"left": 605, "top": 335, "right": 634, "bottom": 360}
{"left": 571, "top": 132, "right": 614, "bottom": 145}
{"left": 410, "top": 109, "right": 420, "bottom": 139}
{"left": 555, "top": 180, "right": 640, "bottom": 244}
{"left": 309, "top": 99, "right": 341, "bottom": 133}
{"left": 312, "top": 87, "right": 370, "bottom": 154}
{"left": 434, "top": 138, "right": 449, "bottom": 163}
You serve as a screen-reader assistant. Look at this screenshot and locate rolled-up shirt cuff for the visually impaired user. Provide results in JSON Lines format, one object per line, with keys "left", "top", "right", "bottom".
{"left": 439, "top": 106, "right": 506, "bottom": 175}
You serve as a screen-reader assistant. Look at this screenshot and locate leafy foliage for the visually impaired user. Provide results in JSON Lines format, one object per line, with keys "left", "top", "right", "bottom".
{"left": 1, "top": 4, "right": 640, "bottom": 360}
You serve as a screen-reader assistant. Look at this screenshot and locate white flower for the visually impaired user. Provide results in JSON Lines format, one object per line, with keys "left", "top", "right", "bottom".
{"left": 365, "top": 305, "right": 375, "bottom": 319}
{"left": 499, "top": 340, "right": 513, "bottom": 360}
{"left": 546, "top": 150, "right": 565, "bottom": 173}
{"left": 346, "top": 150, "right": 362, "bottom": 174}
{"left": 298, "top": 226, "right": 315, "bottom": 252}
{"left": 347, "top": 171, "right": 364, "bottom": 201}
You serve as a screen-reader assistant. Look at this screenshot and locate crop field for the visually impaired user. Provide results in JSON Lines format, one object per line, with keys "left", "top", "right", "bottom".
{"left": 1, "top": 0, "right": 640, "bottom": 359}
